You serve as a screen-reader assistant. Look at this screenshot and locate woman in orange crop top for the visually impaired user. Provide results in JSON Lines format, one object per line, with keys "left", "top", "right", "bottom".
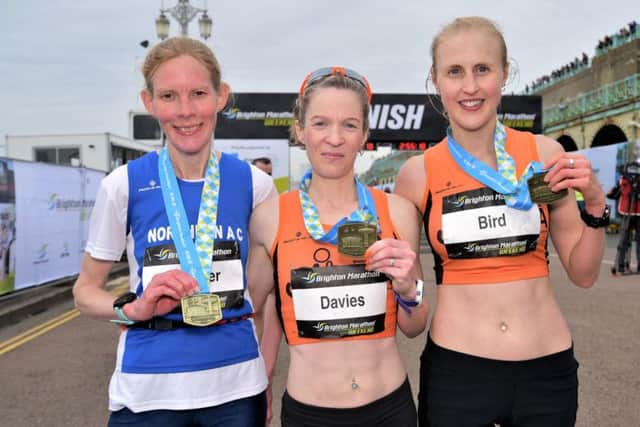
{"left": 248, "top": 67, "right": 428, "bottom": 426}
{"left": 395, "top": 17, "right": 608, "bottom": 427}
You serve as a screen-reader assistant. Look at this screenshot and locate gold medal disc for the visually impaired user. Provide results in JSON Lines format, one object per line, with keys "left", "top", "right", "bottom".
{"left": 181, "top": 293, "right": 223, "bottom": 326}
{"left": 337, "top": 222, "right": 378, "bottom": 257}
{"left": 527, "top": 172, "right": 568, "bottom": 204}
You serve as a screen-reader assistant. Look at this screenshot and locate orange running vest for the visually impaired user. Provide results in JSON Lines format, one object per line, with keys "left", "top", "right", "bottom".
{"left": 272, "top": 188, "right": 398, "bottom": 346}
{"left": 421, "top": 127, "right": 550, "bottom": 285}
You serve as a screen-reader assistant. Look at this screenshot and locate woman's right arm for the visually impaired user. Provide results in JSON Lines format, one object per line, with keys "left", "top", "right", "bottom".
{"left": 73, "top": 254, "right": 119, "bottom": 319}
{"left": 394, "top": 154, "right": 427, "bottom": 210}
{"left": 73, "top": 169, "right": 128, "bottom": 320}
{"left": 73, "top": 167, "right": 199, "bottom": 322}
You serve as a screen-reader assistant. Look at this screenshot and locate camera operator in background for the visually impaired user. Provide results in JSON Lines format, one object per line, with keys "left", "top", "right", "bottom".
{"left": 608, "top": 161, "right": 640, "bottom": 274}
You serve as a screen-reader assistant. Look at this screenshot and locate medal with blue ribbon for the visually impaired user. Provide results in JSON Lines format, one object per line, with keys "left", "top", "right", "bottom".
{"left": 447, "top": 120, "right": 554, "bottom": 210}
{"left": 298, "top": 169, "right": 379, "bottom": 257}
{"left": 158, "top": 147, "right": 222, "bottom": 326}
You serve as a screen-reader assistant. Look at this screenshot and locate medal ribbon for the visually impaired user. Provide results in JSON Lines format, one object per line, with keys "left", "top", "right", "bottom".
{"left": 298, "top": 169, "right": 378, "bottom": 244}
{"left": 447, "top": 120, "right": 543, "bottom": 210}
{"left": 158, "top": 146, "right": 219, "bottom": 292}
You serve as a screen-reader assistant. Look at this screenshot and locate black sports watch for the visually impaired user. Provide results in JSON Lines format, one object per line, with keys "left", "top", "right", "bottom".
{"left": 580, "top": 205, "right": 610, "bottom": 228}
{"left": 112, "top": 292, "right": 137, "bottom": 325}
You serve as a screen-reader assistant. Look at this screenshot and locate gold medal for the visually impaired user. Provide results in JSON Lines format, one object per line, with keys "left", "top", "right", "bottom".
{"left": 527, "top": 172, "right": 568, "bottom": 204}
{"left": 181, "top": 293, "right": 222, "bottom": 326}
{"left": 337, "top": 222, "right": 378, "bottom": 257}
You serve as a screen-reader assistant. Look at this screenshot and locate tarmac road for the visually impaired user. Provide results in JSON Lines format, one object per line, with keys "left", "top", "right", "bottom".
{"left": 0, "top": 235, "right": 638, "bottom": 426}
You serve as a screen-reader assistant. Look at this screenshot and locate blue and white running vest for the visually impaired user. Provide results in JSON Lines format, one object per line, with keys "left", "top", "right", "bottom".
{"left": 123, "top": 151, "right": 258, "bottom": 374}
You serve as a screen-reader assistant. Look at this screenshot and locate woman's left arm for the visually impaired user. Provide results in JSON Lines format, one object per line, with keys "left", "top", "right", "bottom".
{"left": 537, "top": 135, "right": 606, "bottom": 288}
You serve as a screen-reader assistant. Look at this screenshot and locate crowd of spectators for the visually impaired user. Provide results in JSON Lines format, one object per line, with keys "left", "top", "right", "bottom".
{"left": 524, "top": 52, "right": 589, "bottom": 94}
{"left": 595, "top": 20, "right": 637, "bottom": 55}
{"left": 524, "top": 20, "right": 638, "bottom": 94}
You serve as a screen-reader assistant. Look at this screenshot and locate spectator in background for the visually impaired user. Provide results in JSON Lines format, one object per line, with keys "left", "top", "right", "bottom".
{"left": 607, "top": 172, "right": 640, "bottom": 273}
{"left": 252, "top": 157, "right": 273, "bottom": 176}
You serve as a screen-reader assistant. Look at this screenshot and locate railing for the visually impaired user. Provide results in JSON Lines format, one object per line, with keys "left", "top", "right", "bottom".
{"left": 526, "top": 27, "right": 638, "bottom": 95}
{"left": 525, "top": 61, "right": 590, "bottom": 94}
{"left": 594, "top": 30, "right": 640, "bottom": 57}
{"left": 543, "top": 74, "right": 640, "bottom": 127}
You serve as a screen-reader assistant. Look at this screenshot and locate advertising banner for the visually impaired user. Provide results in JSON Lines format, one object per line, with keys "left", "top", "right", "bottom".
{"left": 4, "top": 161, "right": 103, "bottom": 295}
{"left": 0, "top": 159, "right": 16, "bottom": 296}
{"left": 216, "top": 139, "right": 290, "bottom": 193}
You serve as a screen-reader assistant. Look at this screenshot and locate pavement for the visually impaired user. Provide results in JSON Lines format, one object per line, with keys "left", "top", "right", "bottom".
{"left": 0, "top": 234, "right": 638, "bottom": 426}
{"left": 0, "top": 263, "right": 129, "bottom": 329}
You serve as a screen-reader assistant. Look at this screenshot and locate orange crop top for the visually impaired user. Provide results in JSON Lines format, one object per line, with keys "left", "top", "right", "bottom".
{"left": 272, "top": 188, "right": 398, "bottom": 346}
{"left": 421, "top": 127, "right": 550, "bottom": 285}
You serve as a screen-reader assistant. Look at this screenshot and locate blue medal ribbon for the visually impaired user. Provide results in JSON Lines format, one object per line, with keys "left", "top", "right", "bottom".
{"left": 298, "top": 169, "right": 378, "bottom": 244}
{"left": 447, "top": 120, "right": 544, "bottom": 210}
{"left": 158, "top": 147, "right": 219, "bottom": 292}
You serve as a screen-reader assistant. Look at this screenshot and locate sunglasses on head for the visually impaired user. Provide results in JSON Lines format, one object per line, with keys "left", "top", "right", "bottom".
{"left": 299, "top": 66, "right": 372, "bottom": 102}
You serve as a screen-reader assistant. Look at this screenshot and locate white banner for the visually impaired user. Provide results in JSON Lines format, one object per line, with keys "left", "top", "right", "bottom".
{"left": 9, "top": 161, "right": 103, "bottom": 293}
{"left": 215, "top": 139, "right": 290, "bottom": 193}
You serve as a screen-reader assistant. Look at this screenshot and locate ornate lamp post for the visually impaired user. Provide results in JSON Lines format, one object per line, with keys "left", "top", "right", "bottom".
{"left": 155, "top": 0, "right": 212, "bottom": 40}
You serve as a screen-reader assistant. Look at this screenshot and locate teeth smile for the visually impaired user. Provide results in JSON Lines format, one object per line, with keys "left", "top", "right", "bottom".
{"left": 460, "top": 100, "right": 482, "bottom": 107}
{"left": 176, "top": 125, "right": 200, "bottom": 134}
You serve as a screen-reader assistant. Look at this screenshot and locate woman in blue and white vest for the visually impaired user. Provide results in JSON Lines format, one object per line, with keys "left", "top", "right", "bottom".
{"left": 73, "top": 37, "right": 275, "bottom": 427}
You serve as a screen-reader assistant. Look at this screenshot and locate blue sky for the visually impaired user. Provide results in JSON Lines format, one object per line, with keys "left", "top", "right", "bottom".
{"left": 0, "top": 0, "right": 637, "bottom": 144}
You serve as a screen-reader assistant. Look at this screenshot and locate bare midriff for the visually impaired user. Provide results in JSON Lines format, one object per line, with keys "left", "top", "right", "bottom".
{"left": 431, "top": 276, "right": 572, "bottom": 360}
{"left": 286, "top": 337, "right": 407, "bottom": 408}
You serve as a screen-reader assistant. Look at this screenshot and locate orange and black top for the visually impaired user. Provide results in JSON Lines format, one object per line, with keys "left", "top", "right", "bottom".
{"left": 271, "top": 188, "right": 398, "bottom": 346}
{"left": 421, "top": 127, "right": 550, "bottom": 285}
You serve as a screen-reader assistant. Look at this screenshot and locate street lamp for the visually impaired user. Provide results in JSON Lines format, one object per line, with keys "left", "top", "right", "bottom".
{"left": 155, "top": 0, "right": 212, "bottom": 40}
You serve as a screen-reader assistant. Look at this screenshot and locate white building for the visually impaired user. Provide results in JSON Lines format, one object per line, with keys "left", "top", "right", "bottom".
{"left": 3, "top": 132, "right": 156, "bottom": 172}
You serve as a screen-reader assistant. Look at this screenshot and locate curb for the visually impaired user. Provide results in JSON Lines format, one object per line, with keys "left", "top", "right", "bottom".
{"left": 0, "top": 264, "right": 129, "bottom": 329}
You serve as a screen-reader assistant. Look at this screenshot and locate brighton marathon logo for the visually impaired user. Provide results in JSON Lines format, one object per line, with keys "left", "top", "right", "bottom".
{"left": 154, "top": 248, "right": 178, "bottom": 261}
{"left": 497, "top": 113, "right": 537, "bottom": 129}
{"left": 48, "top": 193, "right": 95, "bottom": 212}
{"left": 222, "top": 107, "right": 293, "bottom": 127}
{"left": 300, "top": 270, "right": 381, "bottom": 285}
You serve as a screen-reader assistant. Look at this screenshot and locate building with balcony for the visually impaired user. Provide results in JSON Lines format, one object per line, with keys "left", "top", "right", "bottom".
{"left": 528, "top": 22, "right": 639, "bottom": 150}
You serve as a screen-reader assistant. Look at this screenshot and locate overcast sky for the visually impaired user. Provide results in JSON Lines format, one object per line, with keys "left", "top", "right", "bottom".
{"left": 0, "top": 0, "right": 637, "bottom": 144}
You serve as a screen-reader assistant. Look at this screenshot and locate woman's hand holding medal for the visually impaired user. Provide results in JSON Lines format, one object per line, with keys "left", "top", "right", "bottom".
{"left": 542, "top": 153, "right": 605, "bottom": 209}
{"left": 127, "top": 270, "right": 200, "bottom": 321}
{"left": 364, "top": 239, "right": 418, "bottom": 300}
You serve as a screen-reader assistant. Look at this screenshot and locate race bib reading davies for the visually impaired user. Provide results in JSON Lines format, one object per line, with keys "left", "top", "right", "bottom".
{"left": 290, "top": 265, "right": 388, "bottom": 339}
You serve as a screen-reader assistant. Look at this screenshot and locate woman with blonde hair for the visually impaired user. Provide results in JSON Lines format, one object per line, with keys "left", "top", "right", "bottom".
{"left": 396, "top": 17, "right": 608, "bottom": 427}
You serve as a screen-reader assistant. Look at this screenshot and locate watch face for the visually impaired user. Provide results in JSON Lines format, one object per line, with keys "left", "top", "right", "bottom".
{"left": 113, "top": 292, "right": 137, "bottom": 308}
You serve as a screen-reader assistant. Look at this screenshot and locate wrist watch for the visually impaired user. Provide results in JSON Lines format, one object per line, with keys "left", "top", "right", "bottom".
{"left": 414, "top": 278, "right": 424, "bottom": 306}
{"left": 395, "top": 279, "right": 424, "bottom": 314}
{"left": 111, "top": 292, "right": 137, "bottom": 325}
{"left": 580, "top": 205, "right": 610, "bottom": 228}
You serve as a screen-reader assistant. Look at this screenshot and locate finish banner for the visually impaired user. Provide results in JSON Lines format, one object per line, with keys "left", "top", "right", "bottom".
{"left": 216, "top": 93, "right": 542, "bottom": 143}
